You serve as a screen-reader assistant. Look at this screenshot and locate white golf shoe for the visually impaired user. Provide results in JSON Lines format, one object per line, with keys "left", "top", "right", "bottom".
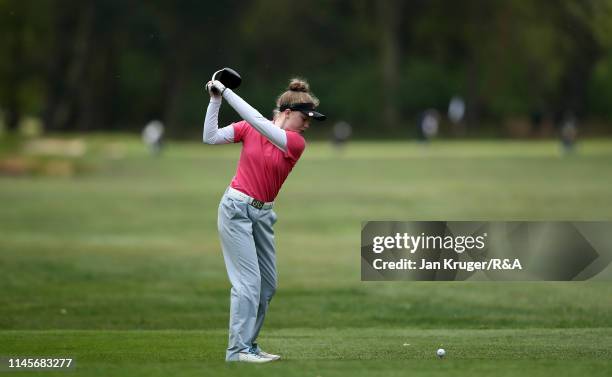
{"left": 250, "top": 343, "right": 281, "bottom": 361}
{"left": 237, "top": 352, "right": 273, "bottom": 363}
{"left": 258, "top": 350, "right": 281, "bottom": 361}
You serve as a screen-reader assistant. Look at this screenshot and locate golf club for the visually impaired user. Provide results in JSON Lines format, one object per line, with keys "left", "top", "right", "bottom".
{"left": 209, "top": 67, "right": 242, "bottom": 95}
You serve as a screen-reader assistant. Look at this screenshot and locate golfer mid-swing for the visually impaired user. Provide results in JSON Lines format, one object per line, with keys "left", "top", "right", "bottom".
{"left": 203, "top": 77, "right": 326, "bottom": 363}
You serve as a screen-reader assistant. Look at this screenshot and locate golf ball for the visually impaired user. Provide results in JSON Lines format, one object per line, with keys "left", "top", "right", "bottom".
{"left": 436, "top": 348, "right": 446, "bottom": 358}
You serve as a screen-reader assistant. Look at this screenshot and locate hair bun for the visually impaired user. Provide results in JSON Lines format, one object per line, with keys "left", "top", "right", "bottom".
{"left": 288, "top": 78, "right": 309, "bottom": 93}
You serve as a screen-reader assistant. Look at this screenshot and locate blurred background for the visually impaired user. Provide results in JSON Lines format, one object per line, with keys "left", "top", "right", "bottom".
{"left": 1, "top": 1, "right": 612, "bottom": 375}
{"left": 1, "top": 0, "right": 612, "bottom": 138}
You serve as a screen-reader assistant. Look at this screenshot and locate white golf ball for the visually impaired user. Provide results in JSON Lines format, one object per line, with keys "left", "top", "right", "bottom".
{"left": 436, "top": 348, "right": 446, "bottom": 358}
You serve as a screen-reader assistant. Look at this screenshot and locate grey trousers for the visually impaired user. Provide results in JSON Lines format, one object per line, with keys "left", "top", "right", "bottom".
{"left": 217, "top": 190, "right": 278, "bottom": 361}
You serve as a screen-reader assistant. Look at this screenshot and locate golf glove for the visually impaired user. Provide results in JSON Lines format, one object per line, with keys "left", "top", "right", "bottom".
{"left": 206, "top": 80, "right": 226, "bottom": 98}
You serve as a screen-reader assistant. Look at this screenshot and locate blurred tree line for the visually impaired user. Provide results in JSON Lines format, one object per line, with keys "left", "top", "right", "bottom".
{"left": 1, "top": 0, "right": 612, "bottom": 138}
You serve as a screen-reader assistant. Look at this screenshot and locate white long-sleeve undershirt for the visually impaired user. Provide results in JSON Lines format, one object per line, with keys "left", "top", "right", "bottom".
{"left": 202, "top": 89, "right": 288, "bottom": 151}
{"left": 203, "top": 98, "right": 234, "bottom": 144}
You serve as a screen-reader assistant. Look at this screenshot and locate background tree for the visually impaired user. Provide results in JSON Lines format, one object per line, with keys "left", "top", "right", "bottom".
{"left": 1, "top": 0, "right": 612, "bottom": 137}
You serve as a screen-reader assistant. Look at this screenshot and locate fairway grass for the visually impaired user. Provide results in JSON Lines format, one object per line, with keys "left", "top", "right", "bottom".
{"left": 0, "top": 328, "right": 610, "bottom": 376}
{"left": 1, "top": 138, "right": 612, "bottom": 375}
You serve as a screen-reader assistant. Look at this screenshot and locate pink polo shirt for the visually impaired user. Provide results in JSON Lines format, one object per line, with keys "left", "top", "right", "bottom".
{"left": 229, "top": 120, "right": 306, "bottom": 202}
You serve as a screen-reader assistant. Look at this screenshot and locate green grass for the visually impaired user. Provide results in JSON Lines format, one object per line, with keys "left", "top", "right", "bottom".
{"left": 1, "top": 328, "right": 610, "bottom": 376}
{"left": 1, "top": 137, "right": 612, "bottom": 376}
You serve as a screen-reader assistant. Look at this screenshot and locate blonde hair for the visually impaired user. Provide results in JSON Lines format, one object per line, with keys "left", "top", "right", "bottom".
{"left": 275, "top": 78, "right": 320, "bottom": 111}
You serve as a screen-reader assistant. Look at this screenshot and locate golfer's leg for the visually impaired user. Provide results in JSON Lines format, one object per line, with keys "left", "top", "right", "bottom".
{"left": 218, "top": 197, "right": 261, "bottom": 361}
{"left": 248, "top": 209, "right": 278, "bottom": 347}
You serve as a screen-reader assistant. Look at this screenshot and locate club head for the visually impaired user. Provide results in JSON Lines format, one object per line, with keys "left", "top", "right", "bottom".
{"left": 212, "top": 67, "right": 242, "bottom": 90}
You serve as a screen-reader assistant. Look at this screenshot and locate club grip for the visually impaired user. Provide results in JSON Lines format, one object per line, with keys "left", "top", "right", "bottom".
{"left": 207, "top": 82, "right": 221, "bottom": 95}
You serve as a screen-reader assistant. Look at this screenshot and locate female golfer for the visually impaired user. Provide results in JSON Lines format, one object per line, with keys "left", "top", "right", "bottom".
{"left": 203, "top": 77, "right": 325, "bottom": 363}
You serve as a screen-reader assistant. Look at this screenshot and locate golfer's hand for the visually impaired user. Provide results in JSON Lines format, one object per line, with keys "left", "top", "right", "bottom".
{"left": 206, "top": 81, "right": 220, "bottom": 100}
{"left": 206, "top": 80, "right": 226, "bottom": 99}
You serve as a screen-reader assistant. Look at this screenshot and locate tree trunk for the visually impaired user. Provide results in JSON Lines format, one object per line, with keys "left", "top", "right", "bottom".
{"left": 43, "top": 0, "right": 94, "bottom": 132}
{"left": 158, "top": 19, "right": 189, "bottom": 137}
{"left": 555, "top": 16, "right": 600, "bottom": 120}
{"left": 73, "top": 1, "right": 97, "bottom": 131}
{"left": 377, "top": 0, "right": 401, "bottom": 130}
{"left": 5, "top": 4, "right": 25, "bottom": 132}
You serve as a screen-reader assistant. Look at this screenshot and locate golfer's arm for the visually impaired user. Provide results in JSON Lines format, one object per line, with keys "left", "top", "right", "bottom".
{"left": 222, "top": 89, "right": 288, "bottom": 151}
{"left": 203, "top": 98, "right": 235, "bottom": 144}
